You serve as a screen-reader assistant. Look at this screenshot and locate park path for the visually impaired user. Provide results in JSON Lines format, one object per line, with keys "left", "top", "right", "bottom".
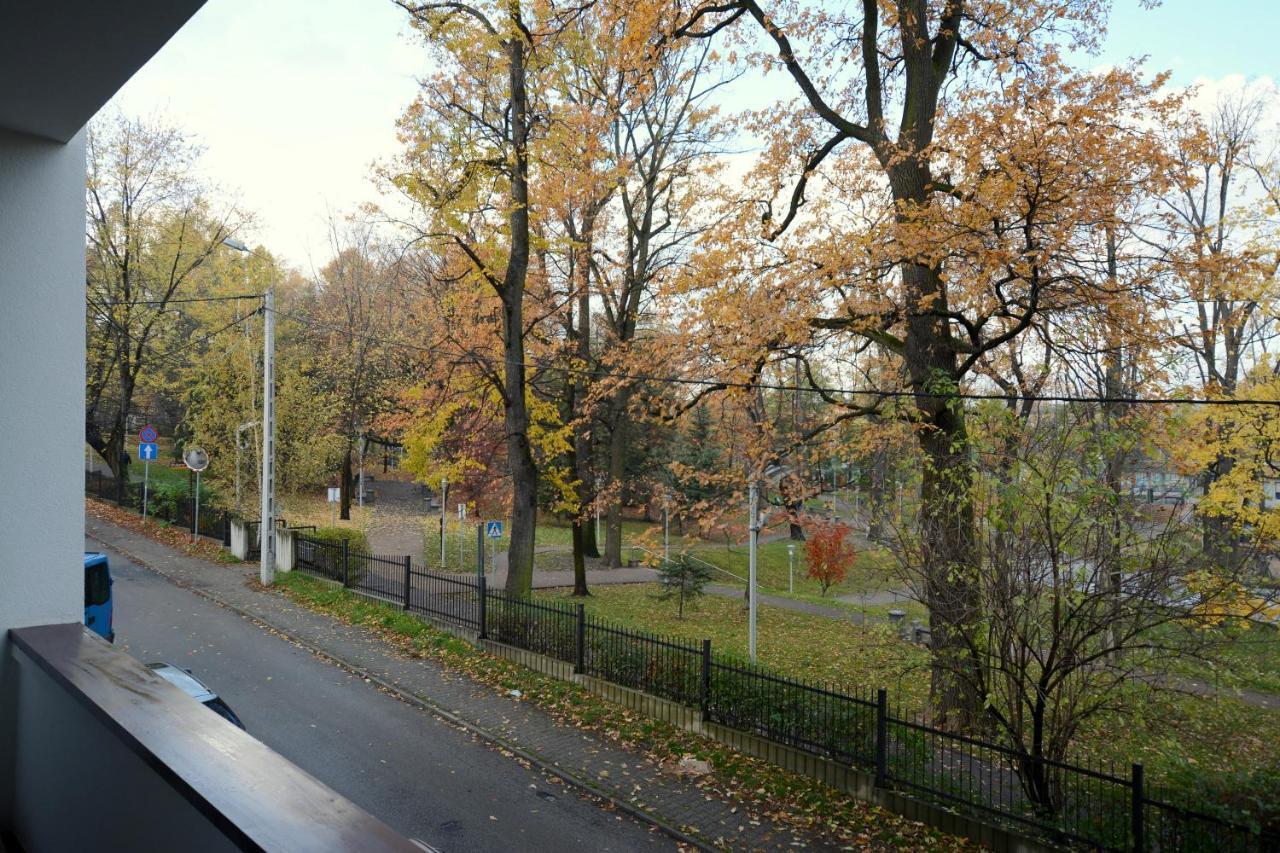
{"left": 362, "top": 477, "right": 431, "bottom": 560}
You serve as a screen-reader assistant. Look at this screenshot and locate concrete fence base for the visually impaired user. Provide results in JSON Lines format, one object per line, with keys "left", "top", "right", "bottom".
{"left": 229, "top": 519, "right": 251, "bottom": 562}
{"left": 274, "top": 528, "right": 295, "bottom": 573}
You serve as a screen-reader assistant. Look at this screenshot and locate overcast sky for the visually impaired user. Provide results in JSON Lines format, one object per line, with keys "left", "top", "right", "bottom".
{"left": 105, "top": 0, "right": 1280, "bottom": 271}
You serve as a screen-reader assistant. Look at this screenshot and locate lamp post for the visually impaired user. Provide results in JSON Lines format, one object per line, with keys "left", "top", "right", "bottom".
{"left": 787, "top": 542, "right": 796, "bottom": 594}
{"left": 663, "top": 493, "right": 670, "bottom": 565}
{"left": 439, "top": 476, "right": 448, "bottom": 568}
{"left": 748, "top": 482, "right": 760, "bottom": 662}
{"left": 223, "top": 237, "right": 275, "bottom": 586}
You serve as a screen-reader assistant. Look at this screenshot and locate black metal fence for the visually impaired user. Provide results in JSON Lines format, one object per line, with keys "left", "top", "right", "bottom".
{"left": 86, "top": 470, "right": 231, "bottom": 546}
{"left": 285, "top": 532, "right": 1280, "bottom": 851}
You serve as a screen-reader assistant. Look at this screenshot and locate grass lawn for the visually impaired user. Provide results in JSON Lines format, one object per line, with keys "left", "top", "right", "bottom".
{"left": 1164, "top": 622, "right": 1280, "bottom": 695}
{"left": 535, "top": 583, "right": 932, "bottom": 710}
{"left": 277, "top": 491, "right": 372, "bottom": 532}
{"left": 685, "top": 537, "right": 902, "bottom": 599}
{"left": 535, "top": 584, "right": 1280, "bottom": 813}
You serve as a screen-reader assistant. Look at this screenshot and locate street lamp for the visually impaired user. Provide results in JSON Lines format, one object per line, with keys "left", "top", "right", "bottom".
{"left": 663, "top": 493, "right": 670, "bottom": 565}
{"left": 787, "top": 542, "right": 796, "bottom": 594}
{"left": 222, "top": 237, "right": 275, "bottom": 586}
{"left": 748, "top": 464, "right": 788, "bottom": 663}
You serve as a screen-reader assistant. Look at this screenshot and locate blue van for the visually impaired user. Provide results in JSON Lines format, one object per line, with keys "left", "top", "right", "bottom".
{"left": 84, "top": 552, "right": 114, "bottom": 642}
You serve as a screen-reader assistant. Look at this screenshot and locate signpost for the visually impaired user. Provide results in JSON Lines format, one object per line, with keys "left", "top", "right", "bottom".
{"left": 137, "top": 428, "right": 159, "bottom": 519}
{"left": 327, "top": 486, "right": 340, "bottom": 527}
{"left": 457, "top": 503, "right": 466, "bottom": 573}
{"left": 183, "top": 447, "right": 209, "bottom": 543}
{"left": 485, "top": 520, "right": 503, "bottom": 575}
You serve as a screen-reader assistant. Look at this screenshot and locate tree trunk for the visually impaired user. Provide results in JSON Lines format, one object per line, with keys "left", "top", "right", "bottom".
{"left": 501, "top": 30, "right": 537, "bottom": 596}
{"left": 603, "top": 395, "right": 630, "bottom": 568}
{"left": 867, "top": 450, "right": 888, "bottom": 541}
{"left": 571, "top": 521, "right": 589, "bottom": 596}
{"left": 900, "top": 258, "right": 983, "bottom": 730}
{"left": 574, "top": 260, "right": 600, "bottom": 561}
{"left": 340, "top": 445, "right": 353, "bottom": 521}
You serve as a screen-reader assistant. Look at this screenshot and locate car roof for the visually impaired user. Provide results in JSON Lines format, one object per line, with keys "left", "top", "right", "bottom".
{"left": 146, "top": 662, "right": 217, "bottom": 703}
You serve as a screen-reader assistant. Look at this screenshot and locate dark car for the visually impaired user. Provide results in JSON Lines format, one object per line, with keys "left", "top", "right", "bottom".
{"left": 147, "top": 662, "right": 246, "bottom": 730}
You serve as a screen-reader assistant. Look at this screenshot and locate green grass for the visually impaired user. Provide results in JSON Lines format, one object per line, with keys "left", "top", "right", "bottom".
{"left": 536, "top": 583, "right": 932, "bottom": 710}
{"left": 685, "top": 537, "right": 901, "bottom": 598}
{"left": 1164, "top": 622, "right": 1280, "bottom": 695}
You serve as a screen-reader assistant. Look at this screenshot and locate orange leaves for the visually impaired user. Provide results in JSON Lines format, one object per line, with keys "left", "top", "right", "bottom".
{"left": 801, "top": 520, "right": 857, "bottom": 596}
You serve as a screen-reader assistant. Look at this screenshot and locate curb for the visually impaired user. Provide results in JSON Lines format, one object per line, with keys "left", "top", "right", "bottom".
{"left": 87, "top": 527, "right": 716, "bottom": 853}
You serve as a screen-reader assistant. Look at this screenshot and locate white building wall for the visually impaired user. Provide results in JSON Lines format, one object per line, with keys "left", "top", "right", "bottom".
{"left": 0, "top": 126, "right": 87, "bottom": 819}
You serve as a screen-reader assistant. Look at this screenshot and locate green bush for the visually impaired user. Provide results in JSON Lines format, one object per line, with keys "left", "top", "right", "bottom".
{"left": 306, "top": 526, "right": 371, "bottom": 554}
{"left": 293, "top": 527, "right": 371, "bottom": 585}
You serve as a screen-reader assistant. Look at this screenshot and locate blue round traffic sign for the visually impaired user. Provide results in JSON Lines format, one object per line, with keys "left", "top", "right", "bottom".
{"left": 139, "top": 425, "right": 158, "bottom": 443}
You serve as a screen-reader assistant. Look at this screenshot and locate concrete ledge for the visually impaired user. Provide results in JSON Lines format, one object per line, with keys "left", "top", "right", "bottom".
{"left": 481, "top": 641, "right": 574, "bottom": 680}
{"left": 576, "top": 676, "right": 706, "bottom": 735}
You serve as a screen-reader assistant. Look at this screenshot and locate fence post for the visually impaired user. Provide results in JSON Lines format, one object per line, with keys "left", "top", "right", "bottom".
{"left": 402, "top": 556, "right": 412, "bottom": 611}
{"left": 574, "top": 604, "right": 585, "bottom": 675}
{"left": 222, "top": 515, "right": 232, "bottom": 547}
{"left": 700, "top": 639, "right": 712, "bottom": 722}
{"left": 1131, "top": 763, "right": 1145, "bottom": 853}
{"left": 875, "top": 688, "right": 888, "bottom": 789}
{"left": 477, "top": 574, "right": 487, "bottom": 640}
{"left": 341, "top": 539, "right": 350, "bottom": 588}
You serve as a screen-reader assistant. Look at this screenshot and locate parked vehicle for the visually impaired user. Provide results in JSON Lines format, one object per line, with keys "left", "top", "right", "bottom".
{"left": 147, "top": 663, "right": 246, "bottom": 730}
{"left": 83, "top": 552, "right": 114, "bottom": 642}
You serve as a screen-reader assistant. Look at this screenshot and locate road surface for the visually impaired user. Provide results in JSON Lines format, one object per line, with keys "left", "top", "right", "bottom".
{"left": 97, "top": 540, "right": 673, "bottom": 853}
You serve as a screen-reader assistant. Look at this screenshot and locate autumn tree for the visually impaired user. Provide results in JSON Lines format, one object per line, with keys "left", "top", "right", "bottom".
{"left": 660, "top": 0, "right": 1181, "bottom": 725}
{"left": 1163, "top": 92, "right": 1280, "bottom": 567}
{"left": 85, "top": 112, "right": 238, "bottom": 488}
{"left": 588, "top": 38, "right": 730, "bottom": 568}
{"left": 304, "top": 223, "right": 404, "bottom": 520}
{"left": 802, "top": 520, "right": 856, "bottom": 596}
{"left": 392, "top": 0, "right": 551, "bottom": 594}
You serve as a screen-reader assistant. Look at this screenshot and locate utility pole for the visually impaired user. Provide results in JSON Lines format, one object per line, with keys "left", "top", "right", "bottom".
{"left": 748, "top": 481, "right": 760, "bottom": 662}
{"left": 260, "top": 286, "right": 276, "bottom": 586}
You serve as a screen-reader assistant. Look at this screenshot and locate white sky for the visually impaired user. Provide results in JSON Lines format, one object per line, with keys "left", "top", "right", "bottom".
{"left": 106, "top": 0, "right": 1280, "bottom": 272}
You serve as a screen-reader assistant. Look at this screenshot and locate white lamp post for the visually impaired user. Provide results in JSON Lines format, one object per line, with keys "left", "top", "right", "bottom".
{"left": 788, "top": 542, "right": 796, "bottom": 594}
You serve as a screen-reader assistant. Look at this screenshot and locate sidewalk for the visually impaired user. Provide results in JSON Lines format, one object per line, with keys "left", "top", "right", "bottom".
{"left": 86, "top": 513, "right": 848, "bottom": 851}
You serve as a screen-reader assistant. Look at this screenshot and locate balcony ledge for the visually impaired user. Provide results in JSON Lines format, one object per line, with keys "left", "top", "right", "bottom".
{"left": 8, "top": 623, "right": 418, "bottom": 852}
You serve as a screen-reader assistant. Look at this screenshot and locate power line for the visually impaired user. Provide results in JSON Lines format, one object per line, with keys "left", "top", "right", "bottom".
{"left": 92, "top": 292, "right": 266, "bottom": 308}
{"left": 270, "top": 307, "right": 1280, "bottom": 409}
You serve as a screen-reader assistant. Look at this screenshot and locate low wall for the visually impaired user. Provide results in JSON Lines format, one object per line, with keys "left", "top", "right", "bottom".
{"left": 229, "top": 519, "right": 251, "bottom": 561}
{"left": 275, "top": 528, "right": 295, "bottom": 573}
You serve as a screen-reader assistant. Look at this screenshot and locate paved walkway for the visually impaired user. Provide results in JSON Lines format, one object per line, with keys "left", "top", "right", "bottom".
{"left": 363, "top": 478, "right": 431, "bottom": 560}
{"left": 86, "top": 513, "right": 848, "bottom": 851}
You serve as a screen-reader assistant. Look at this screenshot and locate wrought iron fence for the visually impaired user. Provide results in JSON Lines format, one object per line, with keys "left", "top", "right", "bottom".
{"left": 583, "top": 616, "right": 703, "bottom": 705}
{"left": 86, "top": 471, "right": 229, "bottom": 546}
{"left": 278, "top": 531, "right": 1277, "bottom": 852}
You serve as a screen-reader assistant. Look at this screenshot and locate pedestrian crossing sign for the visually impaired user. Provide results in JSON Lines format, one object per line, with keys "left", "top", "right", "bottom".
{"left": 485, "top": 520, "right": 503, "bottom": 538}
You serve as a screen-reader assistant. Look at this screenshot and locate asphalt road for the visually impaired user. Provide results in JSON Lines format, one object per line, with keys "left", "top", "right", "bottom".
{"left": 96, "top": 541, "right": 673, "bottom": 853}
